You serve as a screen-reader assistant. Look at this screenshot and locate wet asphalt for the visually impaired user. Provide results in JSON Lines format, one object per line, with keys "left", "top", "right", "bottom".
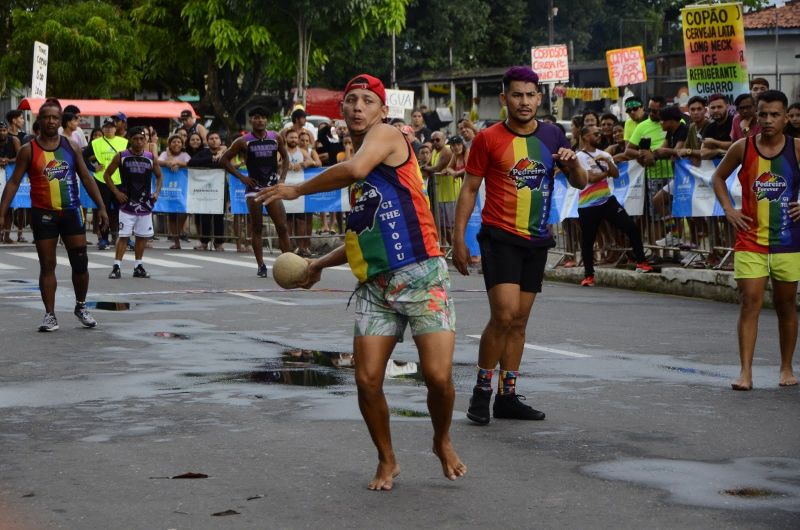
{"left": 0, "top": 244, "right": 798, "bottom": 529}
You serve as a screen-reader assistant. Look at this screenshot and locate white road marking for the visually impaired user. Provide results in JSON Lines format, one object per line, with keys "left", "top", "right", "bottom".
{"left": 165, "top": 253, "right": 257, "bottom": 268}
{"left": 8, "top": 252, "right": 105, "bottom": 269}
{"left": 228, "top": 291, "right": 297, "bottom": 306}
{"left": 169, "top": 252, "right": 352, "bottom": 271}
{"left": 88, "top": 252, "right": 201, "bottom": 268}
{"left": 0, "top": 261, "right": 23, "bottom": 270}
{"left": 466, "top": 334, "right": 591, "bottom": 358}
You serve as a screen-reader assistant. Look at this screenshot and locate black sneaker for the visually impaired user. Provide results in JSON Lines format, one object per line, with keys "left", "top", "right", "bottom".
{"left": 132, "top": 264, "right": 150, "bottom": 278}
{"left": 466, "top": 387, "right": 492, "bottom": 425}
{"left": 108, "top": 264, "right": 121, "bottom": 279}
{"left": 257, "top": 264, "right": 268, "bottom": 278}
{"left": 493, "top": 393, "right": 545, "bottom": 421}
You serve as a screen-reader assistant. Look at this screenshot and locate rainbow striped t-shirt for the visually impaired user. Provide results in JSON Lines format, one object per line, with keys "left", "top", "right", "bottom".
{"left": 465, "top": 121, "right": 570, "bottom": 245}
{"left": 576, "top": 149, "right": 614, "bottom": 208}
{"left": 29, "top": 136, "right": 80, "bottom": 211}
{"left": 345, "top": 143, "right": 442, "bottom": 282}
{"left": 735, "top": 135, "right": 800, "bottom": 254}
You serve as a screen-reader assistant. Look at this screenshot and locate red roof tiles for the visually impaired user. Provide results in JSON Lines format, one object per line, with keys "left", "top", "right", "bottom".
{"left": 745, "top": 1, "right": 800, "bottom": 29}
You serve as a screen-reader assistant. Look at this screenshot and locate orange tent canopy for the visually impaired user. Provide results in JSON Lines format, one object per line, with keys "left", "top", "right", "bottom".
{"left": 18, "top": 98, "right": 195, "bottom": 119}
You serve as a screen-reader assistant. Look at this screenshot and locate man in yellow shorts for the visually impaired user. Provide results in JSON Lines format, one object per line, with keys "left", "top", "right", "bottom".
{"left": 712, "top": 89, "right": 800, "bottom": 390}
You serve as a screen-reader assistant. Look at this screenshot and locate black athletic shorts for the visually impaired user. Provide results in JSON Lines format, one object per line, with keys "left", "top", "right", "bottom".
{"left": 478, "top": 226, "right": 550, "bottom": 293}
{"left": 31, "top": 208, "right": 86, "bottom": 241}
{"left": 95, "top": 179, "right": 118, "bottom": 212}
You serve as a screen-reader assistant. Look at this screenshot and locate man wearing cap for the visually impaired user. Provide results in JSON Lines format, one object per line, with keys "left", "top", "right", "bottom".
{"left": 176, "top": 110, "right": 207, "bottom": 144}
{"left": 102, "top": 126, "right": 163, "bottom": 279}
{"left": 258, "top": 73, "right": 466, "bottom": 490}
{"left": 90, "top": 118, "right": 129, "bottom": 249}
{"left": 113, "top": 112, "right": 128, "bottom": 138}
{"left": 221, "top": 106, "right": 292, "bottom": 277}
{"left": 452, "top": 66, "right": 587, "bottom": 425}
{"left": 623, "top": 97, "right": 646, "bottom": 142}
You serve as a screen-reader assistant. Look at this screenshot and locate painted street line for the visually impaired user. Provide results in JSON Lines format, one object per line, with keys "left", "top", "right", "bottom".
{"left": 8, "top": 252, "right": 105, "bottom": 269}
{"left": 466, "top": 334, "right": 591, "bottom": 358}
{"left": 88, "top": 252, "right": 202, "bottom": 268}
{"left": 227, "top": 291, "right": 297, "bottom": 306}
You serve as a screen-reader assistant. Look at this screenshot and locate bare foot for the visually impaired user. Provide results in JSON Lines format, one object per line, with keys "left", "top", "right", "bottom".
{"left": 367, "top": 460, "right": 400, "bottom": 491}
{"left": 433, "top": 438, "right": 467, "bottom": 481}
{"left": 731, "top": 376, "right": 753, "bottom": 391}
{"left": 779, "top": 370, "right": 798, "bottom": 387}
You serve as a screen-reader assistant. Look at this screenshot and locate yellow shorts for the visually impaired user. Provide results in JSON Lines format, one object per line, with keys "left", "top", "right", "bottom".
{"left": 734, "top": 251, "right": 800, "bottom": 282}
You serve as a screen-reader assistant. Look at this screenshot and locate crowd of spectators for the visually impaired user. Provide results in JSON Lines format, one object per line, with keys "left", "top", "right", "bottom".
{"left": 3, "top": 79, "right": 797, "bottom": 269}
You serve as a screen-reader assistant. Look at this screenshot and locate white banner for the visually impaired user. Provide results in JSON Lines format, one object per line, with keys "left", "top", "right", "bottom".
{"left": 531, "top": 45, "right": 570, "bottom": 84}
{"left": 185, "top": 168, "right": 225, "bottom": 214}
{"left": 31, "top": 41, "right": 49, "bottom": 98}
{"left": 385, "top": 89, "right": 414, "bottom": 119}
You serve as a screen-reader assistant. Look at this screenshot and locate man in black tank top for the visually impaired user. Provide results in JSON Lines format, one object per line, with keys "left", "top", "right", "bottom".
{"left": 221, "top": 107, "right": 291, "bottom": 277}
{"left": 0, "top": 120, "right": 21, "bottom": 243}
{"left": 175, "top": 110, "right": 207, "bottom": 145}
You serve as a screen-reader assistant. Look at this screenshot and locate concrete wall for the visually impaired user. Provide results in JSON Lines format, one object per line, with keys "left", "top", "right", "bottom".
{"left": 745, "top": 33, "right": 800, "bottom": 101}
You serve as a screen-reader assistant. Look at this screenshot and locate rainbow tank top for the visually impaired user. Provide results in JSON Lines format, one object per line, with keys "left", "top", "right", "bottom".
{"left": 736, "top": 135, "right": 800, "bottom": 253}
{"left": 29, "top": 136, "right": 80, "bottom": 211}
{"left": 345, "top": 144, "right": 442, "bottom": 282}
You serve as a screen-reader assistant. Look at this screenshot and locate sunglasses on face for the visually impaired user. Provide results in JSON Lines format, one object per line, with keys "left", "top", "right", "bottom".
{"left": 626, "top": 107, "right": 641, "bottom": 113}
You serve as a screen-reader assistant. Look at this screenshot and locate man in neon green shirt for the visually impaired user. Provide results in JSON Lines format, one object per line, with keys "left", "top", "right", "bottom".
{"left": 623, "top": 97, "right": 646, "bottom": 141}
{"left": 91, "top": 119, "right": 129, "bottom": 249}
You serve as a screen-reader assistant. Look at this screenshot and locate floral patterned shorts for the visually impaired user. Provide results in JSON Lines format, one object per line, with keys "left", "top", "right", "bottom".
{"left": 354, "top": 257, "right": 456, "bottom": 339}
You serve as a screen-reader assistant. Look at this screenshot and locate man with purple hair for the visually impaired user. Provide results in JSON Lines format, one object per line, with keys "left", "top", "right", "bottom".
{"left": 452, "top": 66, "right": 587, "bottom": 425}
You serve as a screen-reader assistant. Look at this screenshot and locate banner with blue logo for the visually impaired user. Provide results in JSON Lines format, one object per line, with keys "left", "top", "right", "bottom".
{"left": 611, "top": 161, "right": 645, "bottom": 216}
{"left": 228, "top": 167, "right": 349, "bottom": 215}
{"left": 152, "top": 167, "right": 189, "bottom": 213}
{"left": 9, "top": 163, "right": 31, "bottom": 208}
{"left": 672, "top": 158, "right": 742, "bottom": 217}
{"left": 463, "top": 181, "right": 485, "bottom": 257}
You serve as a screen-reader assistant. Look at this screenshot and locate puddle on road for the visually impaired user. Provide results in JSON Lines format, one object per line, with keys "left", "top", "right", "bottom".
{"left": 182, "top": 348, "right": 428, "bottom": 389}
{"left": 154, "top": 331, "right": 190, "bottom": 340}
{"left": 584, "top": 457, "right": 800, "bottom": 512}
{"left": 659, "top": 365, "right": 727, "bottom": 379}
{"left": 86, "top": 301, "right": 130, "bottom": 311}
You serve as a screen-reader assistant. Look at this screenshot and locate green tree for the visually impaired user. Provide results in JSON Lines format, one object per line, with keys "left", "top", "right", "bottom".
{"left": 1, "top": 1, "right": 143, "bottom": 98}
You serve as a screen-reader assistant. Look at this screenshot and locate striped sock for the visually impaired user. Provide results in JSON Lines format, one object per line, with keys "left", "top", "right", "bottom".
{"left": 498, "top": 370, "right": 519, "bottom": 395}
{"left": 474, "top": 366, "right": 494, "bottom": 392}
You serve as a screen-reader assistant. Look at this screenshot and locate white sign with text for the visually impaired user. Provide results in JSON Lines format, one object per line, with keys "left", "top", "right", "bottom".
{"left": 31, "top": 41, "right": 49, "bottom": 98}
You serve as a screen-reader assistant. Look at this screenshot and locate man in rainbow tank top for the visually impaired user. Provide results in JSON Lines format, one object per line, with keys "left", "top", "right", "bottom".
{"left": 221, "top": 107, "right": 292, "bottom": 278}
{"left": 452, "top": 66, "right": 587, "bottom": 425}
{"left": 0, "top": 101, "right": 109, "bottom": 332}
{"left": 712, "top": 89, "right": 800, "bottom": 391}
{"left": 258, "top": 74, "right": 466, "bottom": 491}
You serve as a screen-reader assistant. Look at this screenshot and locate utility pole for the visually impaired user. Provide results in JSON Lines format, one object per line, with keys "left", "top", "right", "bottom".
{"left": 548, "top": 0, "right": 555, "bottom": 45}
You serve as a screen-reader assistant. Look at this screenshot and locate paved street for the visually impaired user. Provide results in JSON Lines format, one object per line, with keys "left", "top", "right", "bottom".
{"left": 0, "top": 242, "right": 798, "bottom": 529}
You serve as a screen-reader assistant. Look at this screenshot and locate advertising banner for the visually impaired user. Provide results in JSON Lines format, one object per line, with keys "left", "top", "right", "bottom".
{"left": 531, "top": 45, "right": 570, "bottom": 84}
{"left": 681, "top": 2, "right": 748, "bottom": 102}
{"left": 606, "top": 46, "right": 647, "bottom": 87}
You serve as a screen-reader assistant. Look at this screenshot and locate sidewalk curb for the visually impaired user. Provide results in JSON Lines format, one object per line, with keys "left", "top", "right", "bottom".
{"left": 545, "top": 265, "right": 800, "bottom": 309}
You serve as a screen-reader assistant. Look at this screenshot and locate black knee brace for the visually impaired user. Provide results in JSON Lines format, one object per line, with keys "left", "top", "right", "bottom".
{"left": 67, "top": 246, "right": 89, "bottom": 273}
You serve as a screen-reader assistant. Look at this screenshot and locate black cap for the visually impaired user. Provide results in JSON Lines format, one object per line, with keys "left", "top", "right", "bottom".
{"left": 179, "top": 109, "right": 193, "bottom": 119}
{"left": 102, "top": 118, "right": 116, "bottom": 127}
{"left": 128, "top": 126, "right": 146, "bottom": 138}
{"left": 0, "top": 121, "right": 8, "bottom": 128}
{"left": 447, "top": 135, "right": 464, "bottom": 145}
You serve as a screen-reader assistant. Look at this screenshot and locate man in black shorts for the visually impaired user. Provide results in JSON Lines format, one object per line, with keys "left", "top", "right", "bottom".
{"left": 221, "top": 107, "right": 291, "bottom": 277}
{"left": 453, "top": 66, "right": 586, "bottom": 424}
{"left": 0, "top": 101, "right": 109, "bottom": 331}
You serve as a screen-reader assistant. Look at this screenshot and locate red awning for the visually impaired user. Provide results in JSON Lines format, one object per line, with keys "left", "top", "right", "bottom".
{"left": 18, "top": 98, "right": 196, "bottom": 119}
{"left": 304, "top": 88, "right": 343, "bottom": 120}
